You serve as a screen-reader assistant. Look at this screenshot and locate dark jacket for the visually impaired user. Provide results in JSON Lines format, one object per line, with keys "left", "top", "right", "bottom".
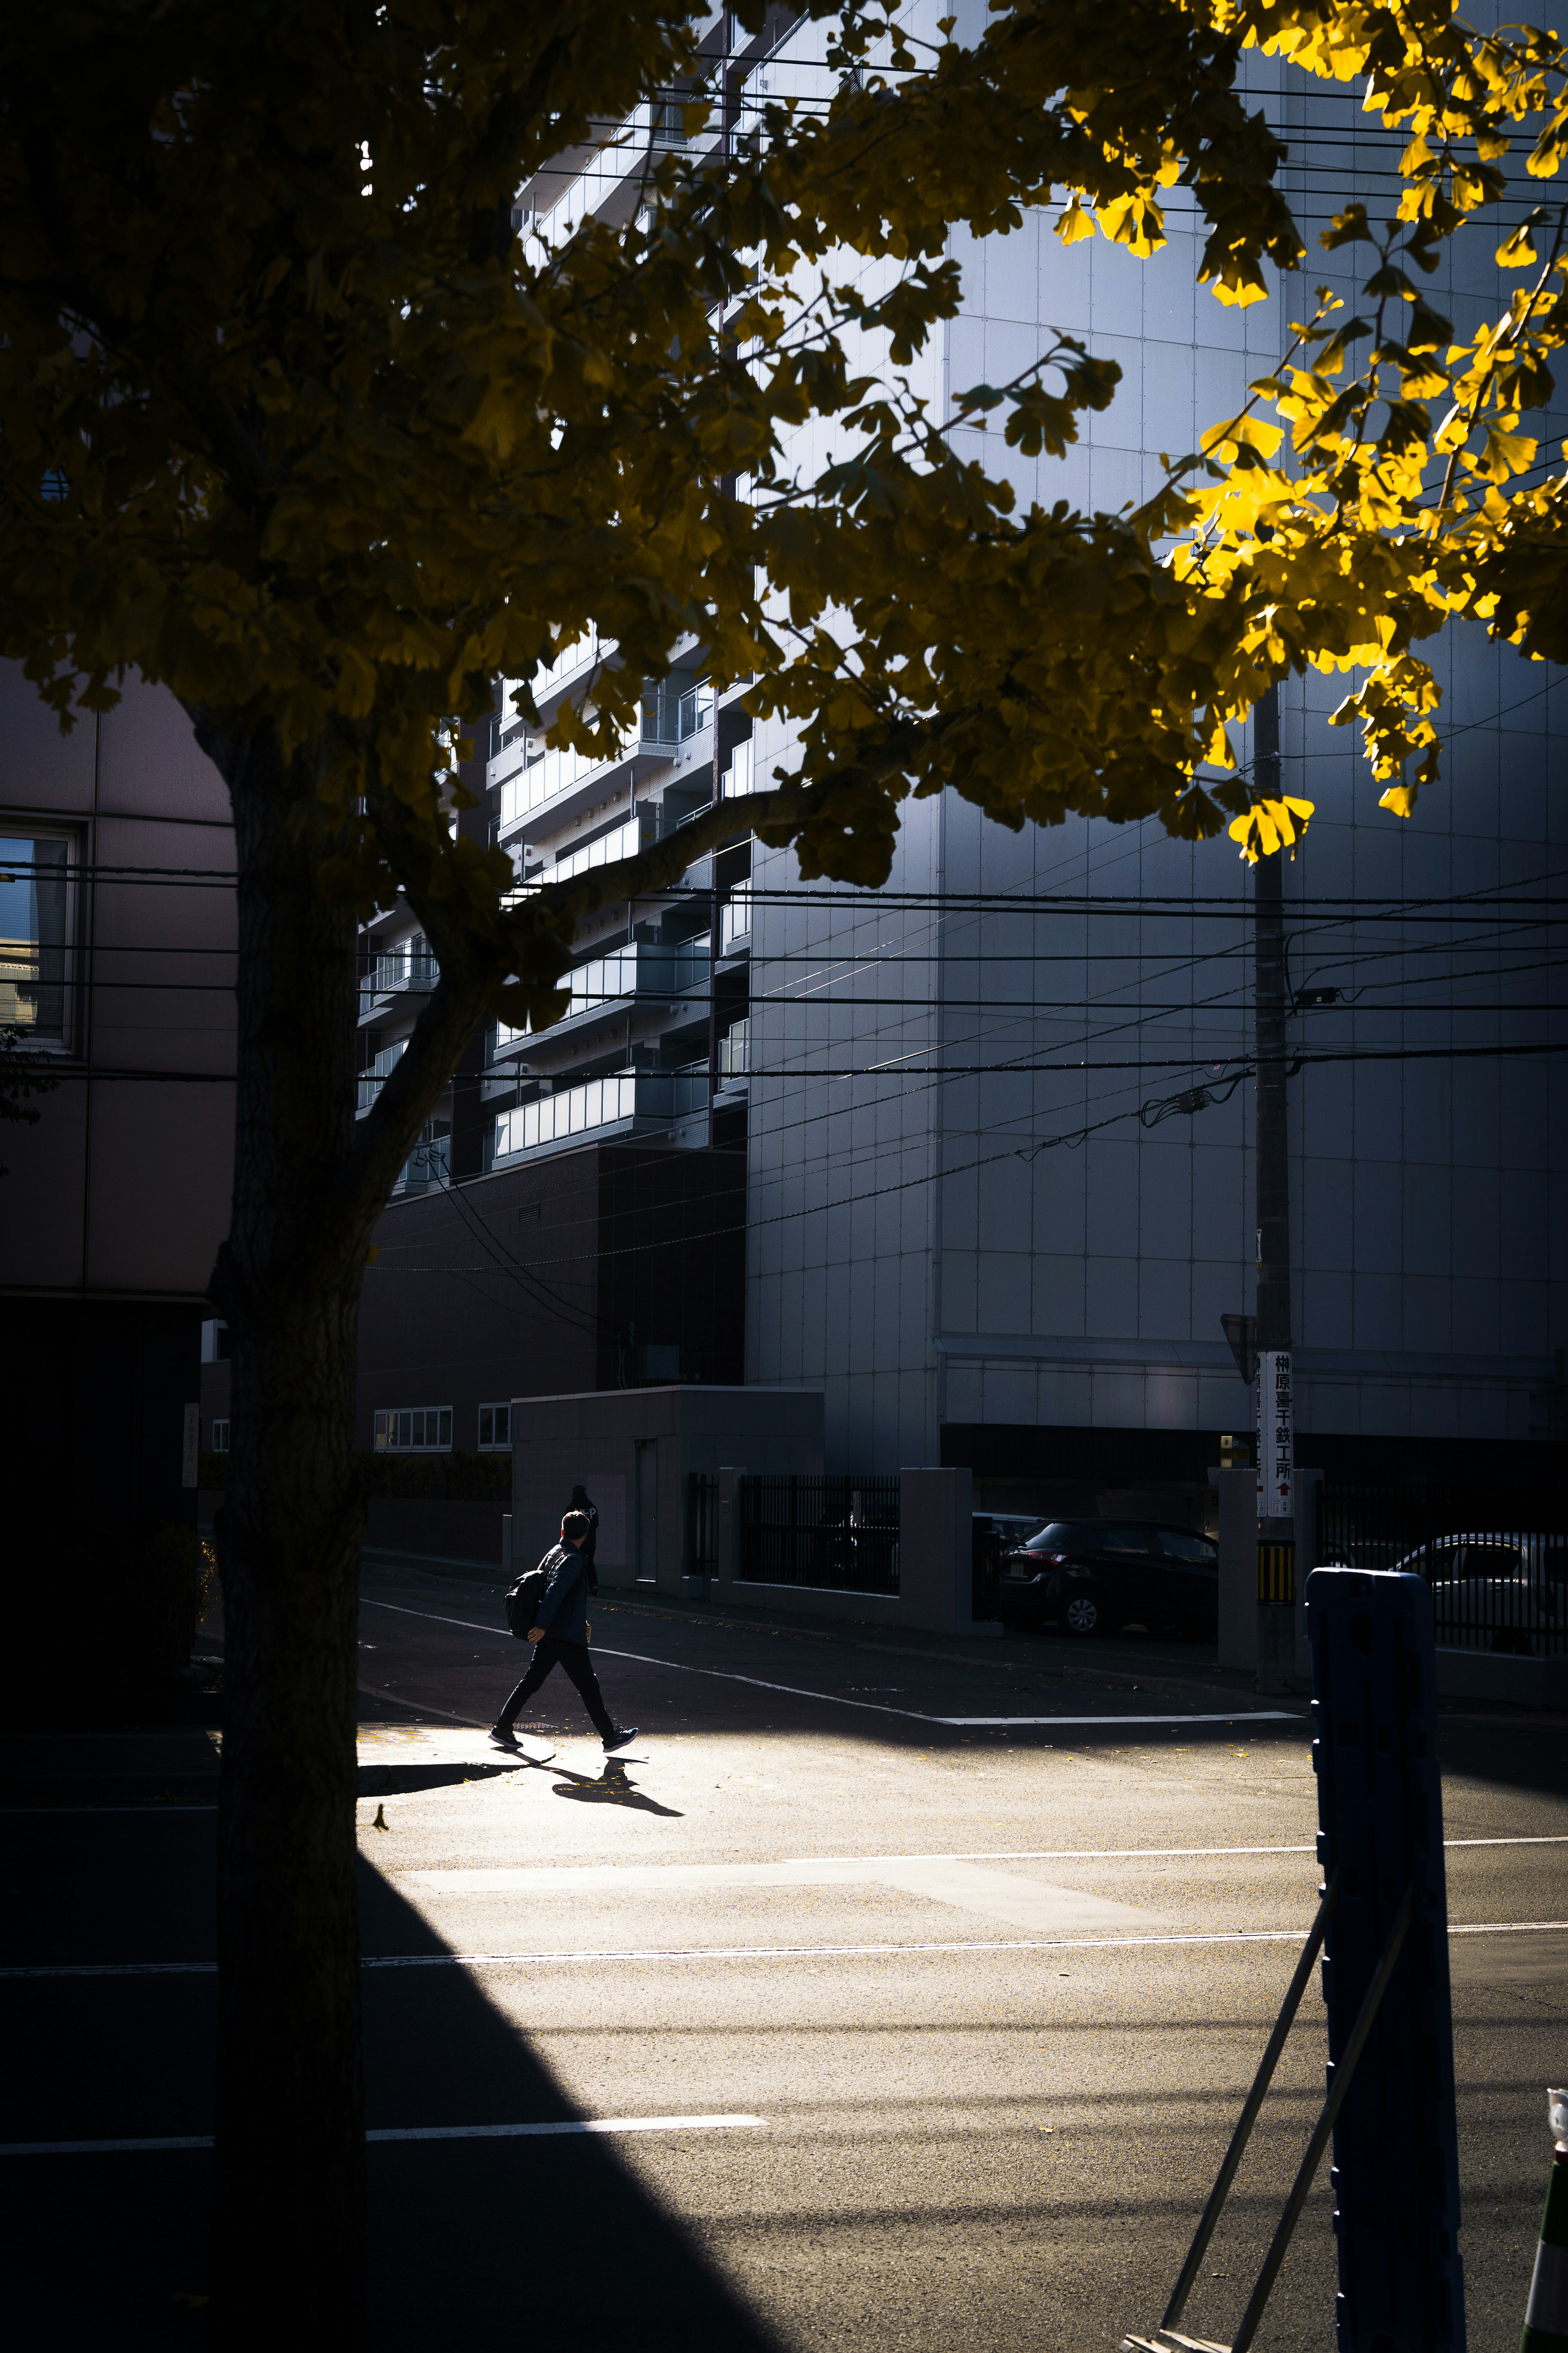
{"left": 534, "top": 1541, "right": 591, "bottom": 1645}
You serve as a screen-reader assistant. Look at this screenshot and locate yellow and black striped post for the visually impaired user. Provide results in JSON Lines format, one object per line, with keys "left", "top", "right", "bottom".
{"left": 1521, "top": 2088, "right": 1568, "bottom": 2352}
{"left": 1257, "top": 1540, "right": 1296, "bottom": 1604}
{"left": 1256, "top": 1539, "right": 1295, "bottom": 1691}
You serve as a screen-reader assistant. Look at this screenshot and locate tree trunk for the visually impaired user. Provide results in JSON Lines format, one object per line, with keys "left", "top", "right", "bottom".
{"left": 205, "top": 721, "right": 370, "bottom": 2347}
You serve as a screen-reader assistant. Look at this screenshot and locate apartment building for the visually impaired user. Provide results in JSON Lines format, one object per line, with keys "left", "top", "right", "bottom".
{"left": 359, "top": 4, "right": 1566, "bottom": 1515}
{"left": 0, "top": 667, "right": 236, "bottom": 1544}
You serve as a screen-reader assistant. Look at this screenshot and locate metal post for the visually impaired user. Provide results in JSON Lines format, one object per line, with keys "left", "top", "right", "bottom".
{"left": 1160, "top": 1874, "right": 1340, "bottom": 2333}
{"left": 708, "top": 700, "right": 722, "bottom": 1118}
{"left": 1306, "top": 1566, "right": 1466, "bottom": 2349}
{"left": 1252, "top": 684, "right": 1295, "bottom": 1691}
{"left": 1229, "top": 1885, "right": 1415, "bottom": 2353}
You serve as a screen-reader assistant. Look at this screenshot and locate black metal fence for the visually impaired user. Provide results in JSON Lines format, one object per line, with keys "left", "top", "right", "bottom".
{"left": 1318, "top": 1484, "right": 1567, "bottom": 1657}
{"left": 738, "top": 1474, "right": 900, "bottom": 1595}
{"left": 687, "top": 1472, "right": 719, "bottom": 1580}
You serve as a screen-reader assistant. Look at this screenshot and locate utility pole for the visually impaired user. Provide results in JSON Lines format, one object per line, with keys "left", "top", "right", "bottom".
{"left": 708, "top": 694, "right": 722, "bottom": 1128}
{"left": 1252, "top": 682, "right": 1297, "bottom": 1691}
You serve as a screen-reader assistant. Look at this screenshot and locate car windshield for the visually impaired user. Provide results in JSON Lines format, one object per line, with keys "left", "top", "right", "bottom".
{"left": 1160, "top": 1529, "right": 1218, "bottom": 1563}
{"left": 1025, "top": 1523, "right": 1153, "bottom": 1555}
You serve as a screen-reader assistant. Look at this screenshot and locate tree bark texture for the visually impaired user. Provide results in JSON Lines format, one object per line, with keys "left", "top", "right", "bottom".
{"left": 204, "top": 722, "right": 370, "bottom": 2346}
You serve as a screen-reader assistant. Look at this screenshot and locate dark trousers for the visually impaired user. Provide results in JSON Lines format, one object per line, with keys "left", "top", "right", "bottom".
{"left": 499, "top": 1638, "right": 615, "bottom": 1741}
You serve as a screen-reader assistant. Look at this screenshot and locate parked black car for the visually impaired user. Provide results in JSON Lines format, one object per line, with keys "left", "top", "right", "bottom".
{"left": 999, "top": 1518, "right": 1219, "bottom": 1637}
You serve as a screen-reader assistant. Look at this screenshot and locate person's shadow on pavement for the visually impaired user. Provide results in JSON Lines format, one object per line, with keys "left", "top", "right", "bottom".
{"left": 550, "top": 1759, "right": 684, "bottom": 1817}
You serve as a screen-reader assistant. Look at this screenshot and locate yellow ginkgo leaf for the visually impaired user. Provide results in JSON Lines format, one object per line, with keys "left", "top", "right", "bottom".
{"left": 1228, "top": 796, "right": 1316, "bottom": 863}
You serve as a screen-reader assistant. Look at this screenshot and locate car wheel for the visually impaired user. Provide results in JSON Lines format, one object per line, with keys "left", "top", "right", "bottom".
{"left": 1062, "top": 1593, "right": 1107, "bottom": 1637}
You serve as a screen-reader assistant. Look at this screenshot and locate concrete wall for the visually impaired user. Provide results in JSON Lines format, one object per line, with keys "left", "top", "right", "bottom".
{"left": 510, "top": 1385, "right": 826, "bottom": 1589}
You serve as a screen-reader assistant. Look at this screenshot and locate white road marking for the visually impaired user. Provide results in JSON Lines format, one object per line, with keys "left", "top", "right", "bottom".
{"left": 0, "top": 2114, "right": 765, "bottom": 2158}
{"left": 359, "top": 1599, "right": 1299, "bottom": 1727}
{"left": 935, "top": 1713, "right": 1299, "bottom": 1726}
{"left": 5, "top": 1921, "right": 1563, "bottom": 1982}
{"left": 401, "top": 1853, "right": 1167, "bottom": 1934}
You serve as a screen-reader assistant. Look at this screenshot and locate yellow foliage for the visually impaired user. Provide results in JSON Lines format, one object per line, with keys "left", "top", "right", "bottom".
{"left": 1228, "top": 796, "right": 1316, "bottom": 863}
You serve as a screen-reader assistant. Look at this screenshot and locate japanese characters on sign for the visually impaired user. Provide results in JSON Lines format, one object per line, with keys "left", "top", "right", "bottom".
{"left": 1256, "top": 1349, "right": 1294, "bottom": 1519}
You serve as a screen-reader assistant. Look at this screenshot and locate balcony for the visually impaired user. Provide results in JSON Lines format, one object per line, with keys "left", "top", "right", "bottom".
{"left": 356, "top": 1038, "right": 407, "bottom": 1114}
{"left": 721, "top": 736, "right": 764, "bottom": 798}
{"left": 392, "top": 1124, "right": 450, "bottom": 1196}
{"left": 493, "top": 942, "right": 709, "bottom": 1057}
{"left": 491, "top": 1067, "right": 709, "bottom": 1164}
{"left": 497, "top": 711, "right": 675, "bottom": 840}
{"left": 720, "top": 889, "right": 752, "bottom": 955}
{"left": 718, "top": 1017, "right": 749, "bottom": 1079}
{"left": 359, "top": 942, "right": 437, "bottom": 1021}
{"left": 494, "top": 678, "right": 714, "bottom": 843}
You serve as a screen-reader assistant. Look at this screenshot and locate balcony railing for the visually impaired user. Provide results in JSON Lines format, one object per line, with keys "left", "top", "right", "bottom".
{"left": 359, "top": 946, "right": 437, "bottom": 1017}
{"left": 392, "top": 1126, "right": 450, "bottom": 1196}
{"left": 499, "top": 713, "right": 675, "bottom": 834}
{"left": 718, "top": 1017, "right": 749, "bottom": 1077}
{"left": 492, "top": 1066, "right": 708, "bottom": 1161}
{"left": 494, "top": 942, "right": 709, "bottom": 1052}
{"left": 722, "top": 737, "right": 762, "bottom": 797}
{"left": 720, "top": 890, "right": 752, "bottom": 953}
{"left": 356, "top": 1039, "right": 407, "bottom": 1111}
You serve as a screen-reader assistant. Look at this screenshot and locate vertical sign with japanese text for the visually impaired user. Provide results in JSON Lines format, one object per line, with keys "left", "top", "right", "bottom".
{"left": 1256, "top": 1349, "right": 1293, "bottom": 1518}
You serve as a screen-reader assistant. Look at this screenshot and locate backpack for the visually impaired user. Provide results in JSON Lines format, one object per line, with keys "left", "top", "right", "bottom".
{"left": 505, "top": 1543, "right": 568, "bottom": 1639}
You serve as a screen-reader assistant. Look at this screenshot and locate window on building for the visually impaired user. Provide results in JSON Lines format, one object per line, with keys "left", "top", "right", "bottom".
{"left": 0, "top": 829, "right": 74, "bottom": 1045}
{"left": 373, "top": 1406, "right": 453, "bottom": 1452}
{"left": 210, "top": 1420, "right": 231, "bottom": 1453}
{"left": 477, "top": 1403, "right": 512, "bottom": 1451}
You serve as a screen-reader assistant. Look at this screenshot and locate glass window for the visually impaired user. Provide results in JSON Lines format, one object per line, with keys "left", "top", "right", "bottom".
{"left": 1025, "top": 1522, "right": 1082, "bottom": 1552}
{"left": 0, "top": 831, "right": 72, "bottom": 1044}
{"left": 1463, "top": 1542, "right": 1523, "bottom": 1578}
{"left": 373, "top": 1405, "right": 452, "bottom": 1452}
{"left": 1096, "top": 1527, "right": 1156, "bottom": 1555}
{"left": 211, "top": 1420, "right": 230, "bottom": 1453}
{"left": 478, "top": 1403, "right": 511, "bottom": 1451}
{"left": 1159, "top": 1529, "right": 1219, "bottom": 1563}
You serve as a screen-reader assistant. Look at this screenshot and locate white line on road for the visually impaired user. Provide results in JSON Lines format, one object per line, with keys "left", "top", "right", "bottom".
{"left": 0, "top": 2114, "right": 765, "bottom": 2158}
{"left": 359, "top": 1599, "right": 1300, "bottom": 1727}
{"left": 5, "top": 1920, "right": 1563, "bottom": 1982}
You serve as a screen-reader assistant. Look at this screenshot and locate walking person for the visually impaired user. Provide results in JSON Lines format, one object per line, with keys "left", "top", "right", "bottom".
{"left": 490, "top": 1510, "right": 637, "bottom": 1754}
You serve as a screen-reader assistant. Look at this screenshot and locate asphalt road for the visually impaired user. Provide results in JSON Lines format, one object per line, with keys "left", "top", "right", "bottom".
{"left": 4, "top": 1563, "right": 1566, "bottom": 2350}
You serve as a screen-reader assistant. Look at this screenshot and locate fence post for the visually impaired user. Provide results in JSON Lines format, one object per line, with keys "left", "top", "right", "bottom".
{"left": 1307, "top": 1566, "right": 1466, "bottom": 2351}
{"left": 1216, "top": 1467, "right": 1257, "bottom": 1670}
{"left": 897, "top": 1468, "right": 975, "bottom": 1634}
{"left": 1292, "top": 1466, "right": 1322, "bottom": 1682}
{"left": 715, "top": 1466, "right": 744, "bottom": 1599}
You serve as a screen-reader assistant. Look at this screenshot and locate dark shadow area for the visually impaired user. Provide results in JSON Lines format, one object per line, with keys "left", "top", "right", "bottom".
{"left": 1436, "top": 1708, "right": 1568, "bottom": 1803}
{"left": 356, "top": 1757, "right": 517, "bottom": 1798}
{"left": 548, "top": 1758, "right": 685, "bottom": 1815}
{"left": 4, "top": 1853, "right": 787, "bottom": 2350}
{"left": 357, "top": 1860, "right": 782, "bottom": 2349}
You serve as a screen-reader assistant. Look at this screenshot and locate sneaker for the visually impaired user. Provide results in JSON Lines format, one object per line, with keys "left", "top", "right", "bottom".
{"left": 602, "top": 1726, "right": 639, "bottom": 1753}
{"left": 488, "top": 1723, "right": 519, "bottom": 1749}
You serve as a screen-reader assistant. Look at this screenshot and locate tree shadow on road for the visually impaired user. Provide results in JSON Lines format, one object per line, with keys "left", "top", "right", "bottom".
{"left": 358, "top": 1860, "right": 771, "bottom": 2348}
